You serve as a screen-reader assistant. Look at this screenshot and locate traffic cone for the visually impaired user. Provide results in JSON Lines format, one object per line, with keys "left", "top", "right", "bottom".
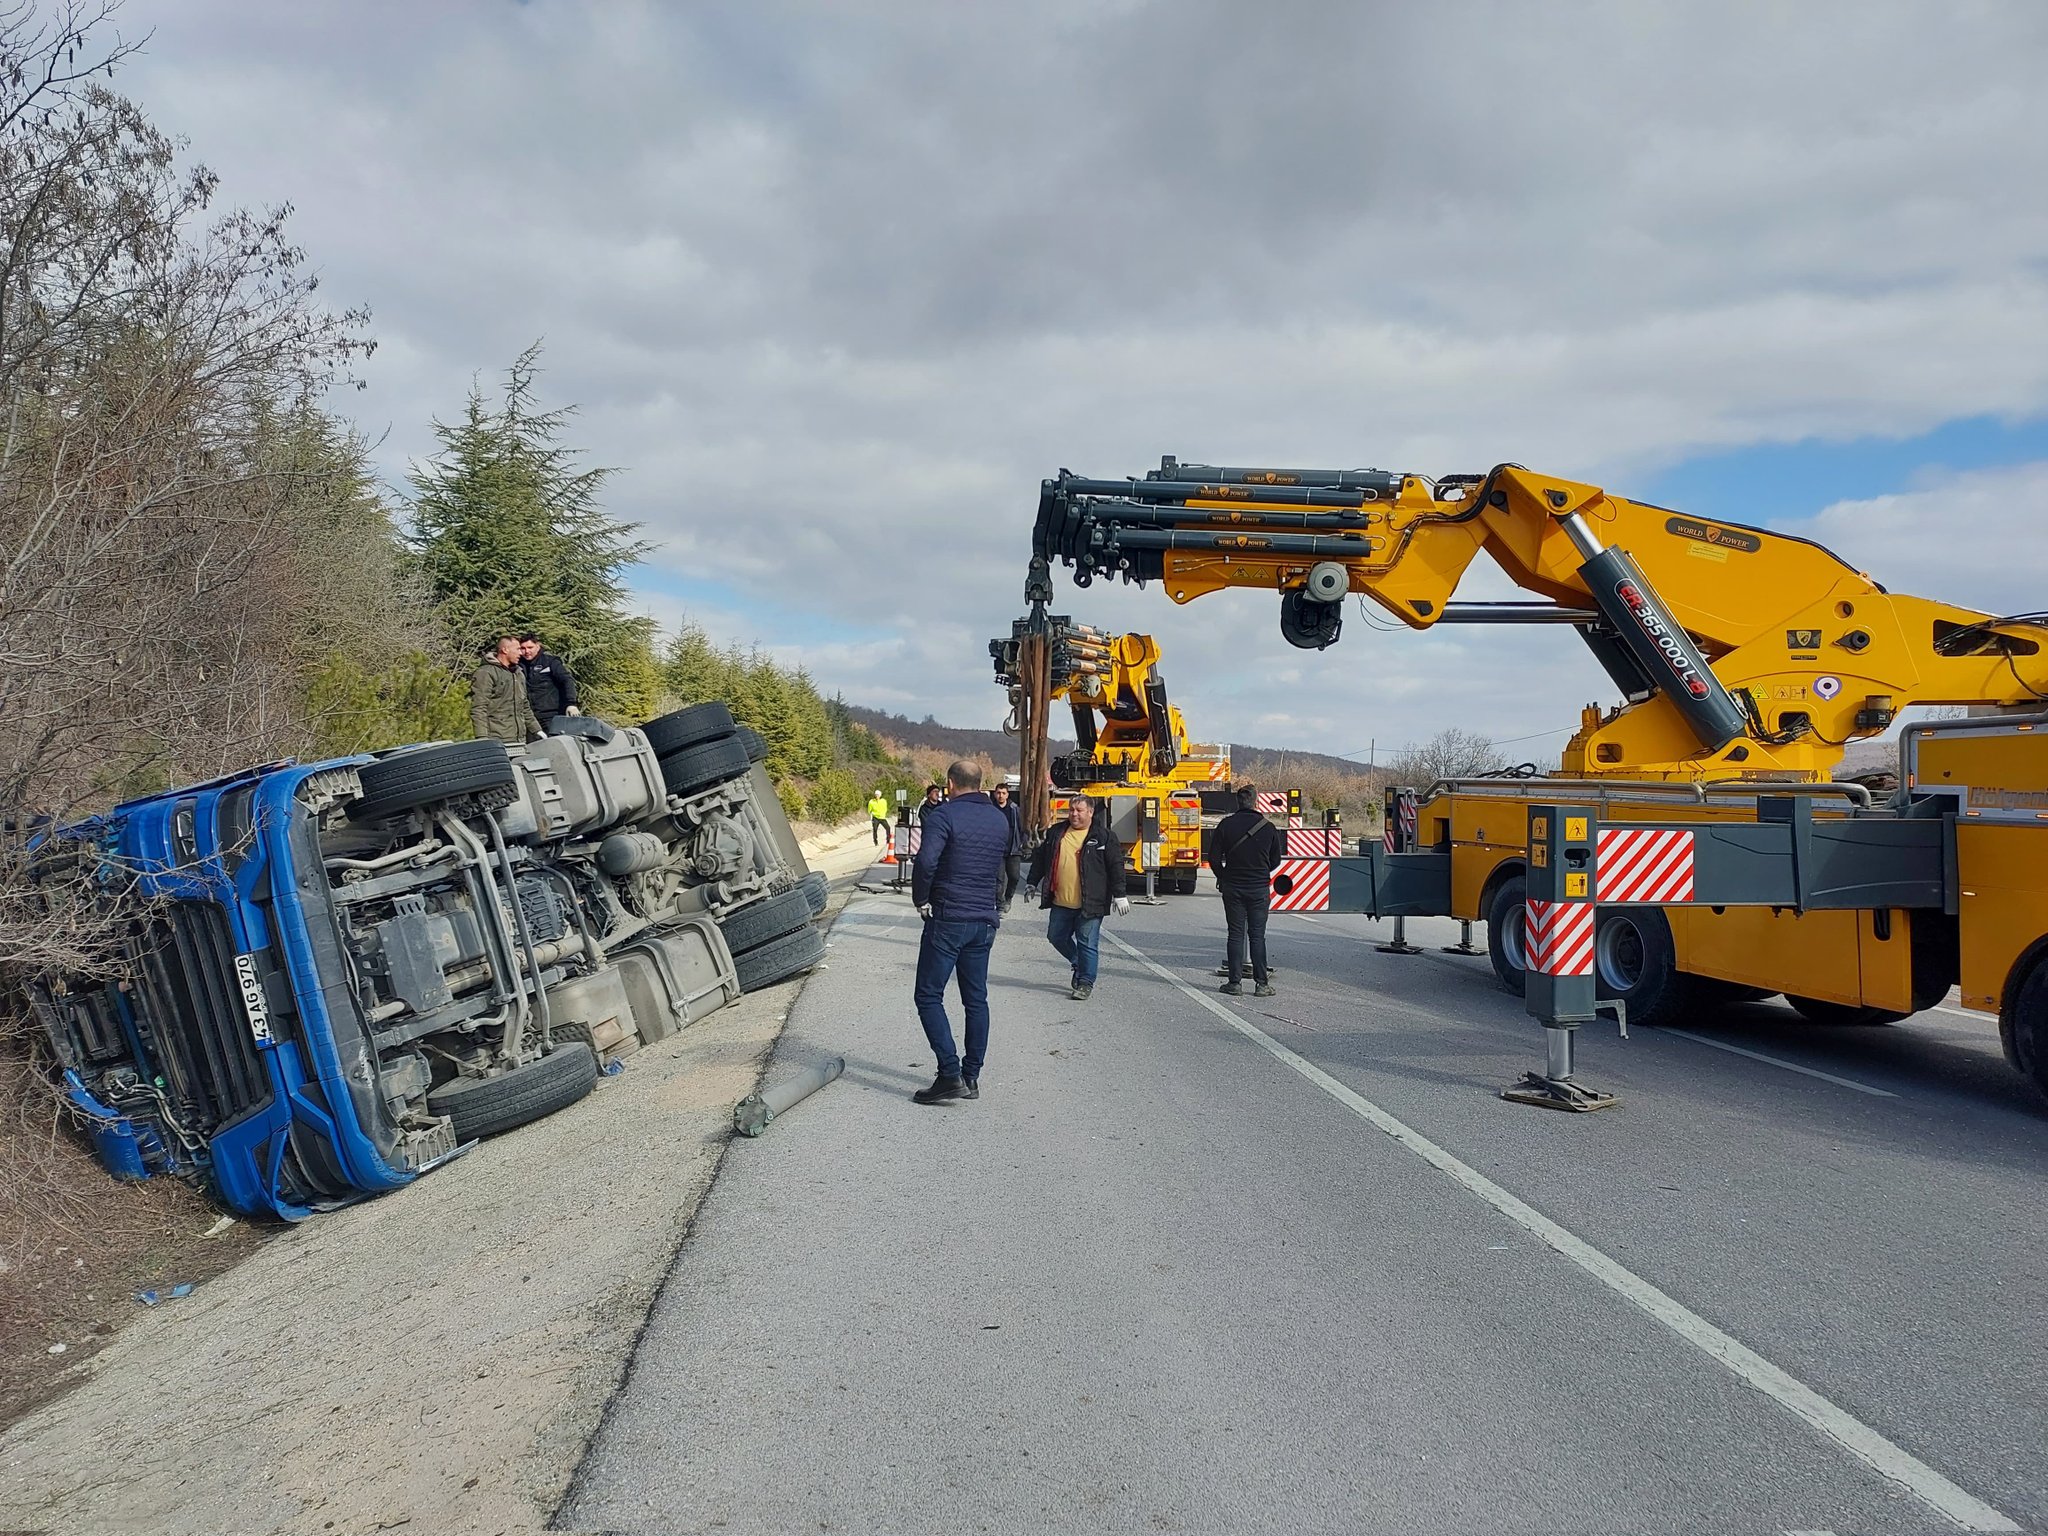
{"left": 881, "top": 847, "right": 896, "bottom": 864}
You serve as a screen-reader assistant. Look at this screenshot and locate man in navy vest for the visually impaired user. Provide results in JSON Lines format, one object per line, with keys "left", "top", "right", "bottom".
{"left": 909, "top": 760, "right": 1012, "bottom": 1104}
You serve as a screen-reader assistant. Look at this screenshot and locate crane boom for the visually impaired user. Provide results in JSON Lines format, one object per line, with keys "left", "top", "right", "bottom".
{"left": 1028, "top": 459, "right": 2048, "bottom": 782}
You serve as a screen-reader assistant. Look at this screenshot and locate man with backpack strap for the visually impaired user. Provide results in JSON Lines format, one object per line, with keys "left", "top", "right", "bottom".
{"left": 1209, "top": 783, "right": 1281, "bottom": 996}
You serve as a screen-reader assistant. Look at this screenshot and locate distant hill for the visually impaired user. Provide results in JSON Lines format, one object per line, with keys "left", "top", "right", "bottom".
{"left": 839, "top": 705, "right": 1061, "bottom": 767}
{"left": 839, "top": 703, "right": 1380, "bottom": 792}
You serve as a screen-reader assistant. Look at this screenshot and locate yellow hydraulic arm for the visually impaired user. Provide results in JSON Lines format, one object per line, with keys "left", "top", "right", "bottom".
{"left": 993, "top": 619, "right": 1189, "bottom": 816}
{"left": 1027, "top": 458, "right": 2048, "bottom": 782}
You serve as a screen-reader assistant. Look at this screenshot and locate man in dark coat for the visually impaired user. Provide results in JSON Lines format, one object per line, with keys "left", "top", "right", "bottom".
{"left": 990, "top": 781, "right": 1026, "bottom": 914}
{"left": 518, "top": 634, "right": 581, "bottom": 734}
{"left": 1210, "top": 783, "right": 1282, "bottom": 996}
{"left": 908, "top": 760, "right": 1012, "bottom": 1105}
{"left": 472, "top": 636, "right": 542, "bottom": 747}
{"left": 914, "top": 783, "right": 945, "bottom": 824}
{"left": 1025, "top": 795, "right": 1130, "bottom": 1001}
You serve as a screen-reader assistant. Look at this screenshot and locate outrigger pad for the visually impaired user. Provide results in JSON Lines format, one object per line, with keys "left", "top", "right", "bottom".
{"left": 1500, "top": 1073, "right": 1619, "bottom": 1112}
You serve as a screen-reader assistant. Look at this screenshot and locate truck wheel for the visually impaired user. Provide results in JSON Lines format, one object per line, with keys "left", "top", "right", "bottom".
{"left": 799, "top": 871, "right": 829, "bottom": 915}
{"left": 738, "top": 725, "right": 768, "bottom": 764}
{"left": 643, "top": 703, "right": 735, "bottom": 756}
{"left": 735, "top": 923, "right": 826, "bottom": 992}
{"left": 1485, "top": 875, "right": 1529, "bottom": 995}
{"left": 351, "top": 740, "right": 515, "bottom": 821}
{"left": 659, "top": 737, "right": 752, "bottom": 797}
{"left": 425, "top": 1042, "right": 598, "bottom": 1141}
{"left": 1594, "top": 907, "right": 1691, "bottom": 1027}
{"left": 717, "top": 887, "right": 816, "bottom": 953}
{"left": 2001, "top": 960, "right": 2048, "bottom": 1096}
{"left": 1784, "top": 995, "right": 1907, "bottom": 1027}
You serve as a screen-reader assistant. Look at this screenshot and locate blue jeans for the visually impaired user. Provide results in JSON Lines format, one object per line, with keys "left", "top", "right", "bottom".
{"left": 1046, "top": 905, "right": 1101, "bottom": 985}
{"left": 914, "top": 918, "right": 996, "bottom": 1081}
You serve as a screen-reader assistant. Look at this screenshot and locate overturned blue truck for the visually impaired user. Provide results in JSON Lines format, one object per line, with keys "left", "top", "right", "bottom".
{"left": 32, "top": 705, "right": 826, "bottom": 1221}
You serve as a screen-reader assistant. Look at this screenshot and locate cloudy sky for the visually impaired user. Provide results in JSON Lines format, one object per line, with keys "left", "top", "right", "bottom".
{"left": 118, "top": 0, "right": 2048, "bottom": 764}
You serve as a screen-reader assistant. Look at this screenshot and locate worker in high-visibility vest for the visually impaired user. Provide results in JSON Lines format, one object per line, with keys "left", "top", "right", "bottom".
{"left": 868, "top": 790, "right": 891, "bottom": 845}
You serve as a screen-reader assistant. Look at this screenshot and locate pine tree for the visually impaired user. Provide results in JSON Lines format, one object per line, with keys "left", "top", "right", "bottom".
{"left": 408, "top": 343, "right": 652, "bottom": 718}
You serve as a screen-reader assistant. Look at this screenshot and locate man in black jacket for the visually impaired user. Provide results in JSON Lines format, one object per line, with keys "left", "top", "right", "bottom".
{"left": 909, "top": 760, "right": 1012, "bottom": 1105}
{"left": 518, "top": 635, "right": 581, "bottom": 734}
{"left": 1210, "top": 784, "right": 1281, "bottom": 996}
{"left": 990, "top": 781, "right": 1025, "bottom": 914}
{"left": 1025, "top": 796, "right": 1130, "bottom": 1001}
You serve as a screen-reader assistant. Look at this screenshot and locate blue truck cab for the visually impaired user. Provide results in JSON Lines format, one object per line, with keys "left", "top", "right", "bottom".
{"left": 36, "top": 711, "right": 820, "bottom": 1220}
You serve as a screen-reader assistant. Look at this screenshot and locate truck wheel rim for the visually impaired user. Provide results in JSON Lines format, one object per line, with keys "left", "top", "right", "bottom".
{"left": 1501, "top": 905, "right": 1528, "bottom": 973}
{"left": 1597, "top": 914, "right": 1646, "bottom": 992}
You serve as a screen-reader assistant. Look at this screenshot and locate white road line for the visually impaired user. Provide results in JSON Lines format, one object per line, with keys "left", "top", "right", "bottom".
{"left": 1106, "top": 931, "right": 2020, "bottom": 1534}
{"left": 1659, "top": 1028, "right": 1899, "bottom": 1099}
{"left": 1933, "top": 1004, "right": 1986, "bottom": 1024}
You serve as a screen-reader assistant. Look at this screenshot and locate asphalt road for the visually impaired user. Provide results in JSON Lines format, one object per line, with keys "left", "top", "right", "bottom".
{"left": 560, "top": 866, "right": 2048, "bottom": 1536}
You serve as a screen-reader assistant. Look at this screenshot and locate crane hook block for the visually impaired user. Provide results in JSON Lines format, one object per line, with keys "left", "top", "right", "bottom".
{"left": 1280, "top": 589, "right": 1343, "bottom": 650}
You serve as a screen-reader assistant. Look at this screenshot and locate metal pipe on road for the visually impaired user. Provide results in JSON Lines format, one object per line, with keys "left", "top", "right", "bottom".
{"left": 733, "top": 1054, "right": 846, "bottom": 1137}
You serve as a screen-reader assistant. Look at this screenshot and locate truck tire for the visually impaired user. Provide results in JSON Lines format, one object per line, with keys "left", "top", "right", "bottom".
{"left": 1784, "top": 995, "right": 1907, "bottom": 1027}
{"left": 2000, "top": 959, "right": 2048, "bottom": 1097}
{"left": 717, "top": 887, "right": 815, "bottom": 953}
{"left": 425, "top": 1042, "right": 598, "bottom": 1141}
{"left": 735, "top": 923, "right": 826, "bottom": 993}
{"left": 1485, "top": 875, "right": 1692, "bottom": 1028}
{"left": 799, "top": 871, "right": 829, "bottom": 915}
{"left": 739, "top": 725, "right": 768, "bottom": 764}
{"left": 1485, "top": 874, "right": 1530, "bottom": 995}
{"left": 1593, "top": 906, "right": 1692, "bottom": 1027}
{"left": 658, "top": 737, "right": 752, "bottom": 798}
{"left": 643, "top": 703, "right": 735, "bottom": 756}
{"left": 351, "top": 740, "right": 515, "bottom": 821}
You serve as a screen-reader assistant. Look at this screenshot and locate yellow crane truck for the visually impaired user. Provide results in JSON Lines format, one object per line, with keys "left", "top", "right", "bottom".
{"left": 991, "top": 621, "right": 1224, "bottom": 894}
{"left": 1021, "top": 457, "right": 2048, "bottom": 1095}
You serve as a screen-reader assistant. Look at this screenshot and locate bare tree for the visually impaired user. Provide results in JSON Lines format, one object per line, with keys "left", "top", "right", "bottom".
{"left": 0, "top": 0, "right": 373, "bottom": 986}
{"left": 1386, "top": 727, "right": 1508, "bottom": 785}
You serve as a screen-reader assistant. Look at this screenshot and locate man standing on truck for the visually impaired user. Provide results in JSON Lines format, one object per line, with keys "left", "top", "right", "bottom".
{"left": 909, "top": 760, "right": 1012, "bottom": 1106}
{"left": 1210, "top": 783, "right": 1281, "bottom": 997}
{"left": 471, "top": 636, "right": 542, "bottom": 748}
{"left": 517, "top": 633, "right": 581, "bottom": 734}
{"left": 1025, "top": 795, "right": 1130, "bottom": 1001}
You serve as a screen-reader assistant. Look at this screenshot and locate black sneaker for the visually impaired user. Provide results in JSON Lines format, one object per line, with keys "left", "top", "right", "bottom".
{"left": 912, "top": 1075, "right": 966, "bottom": 1105}
{"left": 962, "top": 1078, "right": 980, "bottom": 1099}
{"left": 1254, "top": 982, "right": 1276, "bottom": 997}
{"left": 1070, "top": 981, "right": 1092, "bottom": 1001}
{"left": 1219, "top": 980, "right": 1242, "bottom": 996}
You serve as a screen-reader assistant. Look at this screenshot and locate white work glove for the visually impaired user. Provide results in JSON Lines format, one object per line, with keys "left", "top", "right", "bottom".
{"left": 1112, "top": 897, "right": 1131, "bottom": 918}
{"left": 564, "top": 705, "right": 581, "bottom": 717}
{"left": 916, "top": 902, "right": 934, "bottom": 919}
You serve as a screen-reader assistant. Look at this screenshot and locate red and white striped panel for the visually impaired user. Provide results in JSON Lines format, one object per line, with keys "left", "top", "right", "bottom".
{"left": 892, "top": 826, "right": 923, "bottom": 857}
{"left": 1524, "top": 898, "right": 1595, "bottom": 976}
{"left": 1269, "top": 859, "right": 1331, "bottom": 912}
{"left": 1205, "top": 760, "right": 1231, "bottom": 780}
{"left": 1284, "top": 828, "right": 1343, "bottom": 858}
{"left": 1596, "top": 827, "right": 1696, "bottom": 904}
{"left": 1255, "top": 791, "right": 1286, "bottom": 814}
{"left": 1382, "top": 795, "right": 1418, "bottom": 853}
